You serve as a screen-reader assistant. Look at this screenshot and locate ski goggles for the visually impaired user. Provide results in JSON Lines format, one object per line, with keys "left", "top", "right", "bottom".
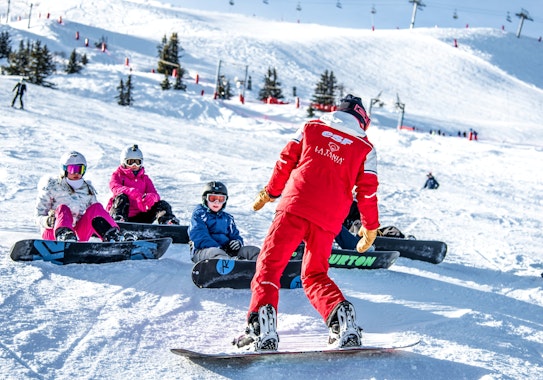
{"left": 206, "top": 194, "right": 227, "bottom": 203}
{"left": 124, "top": 158, "right": 142, "bottom": 167}
{"left": 64, "top": 164, "right": 86, "bottom": 176}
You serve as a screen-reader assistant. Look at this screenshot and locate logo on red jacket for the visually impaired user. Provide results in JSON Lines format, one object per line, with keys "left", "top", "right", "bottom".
{"left": 328, "top": 142, "right": 340, "bottom": 152}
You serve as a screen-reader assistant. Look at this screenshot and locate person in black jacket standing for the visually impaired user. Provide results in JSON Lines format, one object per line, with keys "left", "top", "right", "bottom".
{"left": 423, "top": 172, "right": 440, "bottom": 190}
{"left": 11, "top": 78, "right": 27, "bottom": 109}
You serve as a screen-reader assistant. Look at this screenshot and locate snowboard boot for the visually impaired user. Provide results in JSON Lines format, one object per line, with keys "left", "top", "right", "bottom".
{"left": 121, "top": 230, "right": 138, "bottom": 241}
{"left": 155, "top": 201, "right": 178, "bottom": 225}
{"left": 233, "top": 304, "right": 279, "bottom": 351}
{"left": 55, "top": 227, "right": 78, "bottom": 242}
{"left": 165, "top": 217, "right": 180, "bottom": 225}
{"left": 327, "top": 300, "right": 363, "bottom": 348}
{"left": 102, "top": 227, "right": 123, "bottom": 242}
{"left": 109, "top": 194, "right": 129, "bottom": 222}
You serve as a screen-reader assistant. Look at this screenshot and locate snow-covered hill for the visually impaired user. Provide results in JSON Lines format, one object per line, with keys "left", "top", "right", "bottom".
{"left": 1, "top": 1, "right": 543, "bottom": 379}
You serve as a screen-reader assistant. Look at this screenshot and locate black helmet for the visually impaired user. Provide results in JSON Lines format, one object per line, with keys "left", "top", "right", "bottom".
{"left": 202, "top": 181, "right": 228, "bottom": 208}
{"left": 337, "top": 94, "right": 371, "bottom": 131}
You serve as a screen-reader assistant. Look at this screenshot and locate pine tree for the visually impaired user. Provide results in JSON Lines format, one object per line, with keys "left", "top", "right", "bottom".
{"left": 116, "top": 79, "right": 126, "bottom": 106}
{"left": 28, "top": 41, "right": 56, "bottom": 87}
{"left": 157, "top": 35, "right": 169, "bottom": 74}
{"left": 311, "top": 70, "right": 337, "bottom": 106}
{"left": 81, "top": 53, "right": 88, "bottom": 65}
{"left": 157, "top": 32, "right": 186, "bottom": 90}
{"left": 258, "top": 67, "right": 284, "bottom": 101}
{"left": 125, "top": 74, "right": 134, "bottom": 105}
{"left": 0, "top": 31, "right": 12, "bottom": 59}
{"left": 65, "top": 49, "right": 83, "bottom": 74}
{"left": 116, "top": 75, "right": 134, "bottom": 106}
{"left": 6, "top": 40, "right": 31, "bottom": 77}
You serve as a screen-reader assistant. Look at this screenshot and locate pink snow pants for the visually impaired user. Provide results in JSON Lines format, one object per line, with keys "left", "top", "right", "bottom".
{"left": 41, "top": 203, "right": 118, "bottom": 242}
{"left": 248, "top": 211, "right": 345, "bottom": 323}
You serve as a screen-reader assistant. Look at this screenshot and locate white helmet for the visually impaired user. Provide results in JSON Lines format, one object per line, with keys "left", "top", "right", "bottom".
{"left": 59, "top": 151, "right": 87, "bottom": 176}
{"left": 120, "top": 144, "right": 143, "bottom": 166}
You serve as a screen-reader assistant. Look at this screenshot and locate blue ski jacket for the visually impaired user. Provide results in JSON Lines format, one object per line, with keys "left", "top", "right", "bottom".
{"left": 188, "top": 204, "right": 243, "bottom": 252}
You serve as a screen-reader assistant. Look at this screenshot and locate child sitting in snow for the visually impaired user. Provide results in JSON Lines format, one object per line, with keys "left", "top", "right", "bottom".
{"left": 188, "top": 181, "right": 259, "bottom": 263}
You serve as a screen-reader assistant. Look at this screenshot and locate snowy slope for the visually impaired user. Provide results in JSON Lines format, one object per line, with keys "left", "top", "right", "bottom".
{"left": 1, "top": 1, "right": 543, "bottom": 379}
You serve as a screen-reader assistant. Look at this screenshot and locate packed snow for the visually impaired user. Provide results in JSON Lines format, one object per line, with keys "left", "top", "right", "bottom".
{"left": 1, "top": 1, "right": 543, "bottom": 379}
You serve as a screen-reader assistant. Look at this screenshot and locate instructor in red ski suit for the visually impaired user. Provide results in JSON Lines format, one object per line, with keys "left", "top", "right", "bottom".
{"left": 237, "top": 94, "right": 380, "bottom": 351}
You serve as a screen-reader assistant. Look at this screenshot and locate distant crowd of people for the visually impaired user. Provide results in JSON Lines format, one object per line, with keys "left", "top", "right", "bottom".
{"left": 428, "top": 128, "right": 478, "bottom": 140}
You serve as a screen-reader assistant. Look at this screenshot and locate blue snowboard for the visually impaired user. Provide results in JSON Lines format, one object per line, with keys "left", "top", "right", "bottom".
{"left": 9, "top": 238, "right": 172, "bottom": 265}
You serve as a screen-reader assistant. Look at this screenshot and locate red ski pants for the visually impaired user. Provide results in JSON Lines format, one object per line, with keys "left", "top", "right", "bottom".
{"left": 248, "top": 211, "right": 345, "bottom": 323}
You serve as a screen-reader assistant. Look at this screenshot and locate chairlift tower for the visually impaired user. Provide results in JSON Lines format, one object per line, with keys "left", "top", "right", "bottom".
{"left": 6, "top": 0, "right": 11, "bottom": 23}
{"left": 515, "top": 9, "right": 533, "bottom": 38}
{"left": 368, "top": 91, "right": 383, "bottom": 116}
{"left": 395, "top": 94, "right": 405, "bottom": 130}
{"left": 409, "top": 0, "right": 425, "bottom": 29}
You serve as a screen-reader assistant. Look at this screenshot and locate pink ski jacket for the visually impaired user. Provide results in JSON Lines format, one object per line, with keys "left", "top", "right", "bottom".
{"left": 107, "top": 166, "right": 160, "bottom": 217}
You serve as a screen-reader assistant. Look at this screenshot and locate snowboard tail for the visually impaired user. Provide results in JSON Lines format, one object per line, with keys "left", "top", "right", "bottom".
{"left": 9, "top": 238, "right": 172, "bottom": 265}
{"left": 171, "top": 332, "right": 420, "bottom": 361}
{"left": 374, "top": 236, "right": 447, "bottom": 264}
{"left": 117, "top": 222, "right": 189, "bottom": 244}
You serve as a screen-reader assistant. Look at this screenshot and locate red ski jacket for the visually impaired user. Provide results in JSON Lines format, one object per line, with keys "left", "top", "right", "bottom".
{"left": 265, "top": 111, "right": 379, "bottom": 234}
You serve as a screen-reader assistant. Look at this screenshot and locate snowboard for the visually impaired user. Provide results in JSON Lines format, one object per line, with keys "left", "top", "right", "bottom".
{"left": 192, "top": 259, "right": 303, "bottom": 289}
{"left": 192, "top": 248, "right": 399, "bottom": 289}
{"left": 373, "top": 236, "right": 447, "bottom": 264}
{"left": 117, "top": 222, "right": 189, "bottom": 244}
{"left": 292, "top": 246, "right": 400, "bottom": 270}
{"left": 9, "top": 238, "right": 172, "bottom": 265}
{"left": 171, "top": 332, "right": 420, "bottom": 361}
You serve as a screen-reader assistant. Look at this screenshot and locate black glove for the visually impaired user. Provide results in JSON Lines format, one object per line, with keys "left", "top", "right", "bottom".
{"left": 223, "top": 239, "right": 242, "bottom": 256}
{"left": 228, "top": 239, "right": 242, "bottom": 252}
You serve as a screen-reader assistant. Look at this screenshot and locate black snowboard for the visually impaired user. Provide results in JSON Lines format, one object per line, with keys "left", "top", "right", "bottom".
{"left": 192, "top": 249, "right": 399, "bottom": 289}
{"left": 373, "top": 236, "right": 447, "bottom": 264}
{"left": 9, "top": 238, "right": 172, "bottom": 265}
{"left": 192, "top": 259, "right": 303, "bottom": 289}
{"left": 117, "top": 222, "right": 189, "bottom": 244}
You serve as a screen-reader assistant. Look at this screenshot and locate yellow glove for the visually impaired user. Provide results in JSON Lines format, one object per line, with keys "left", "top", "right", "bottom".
{"left": 253, "top": 188, "right": 276, "bottom": 211}
{"left": 356, "top": 228, "right": 378, "bottom": 253}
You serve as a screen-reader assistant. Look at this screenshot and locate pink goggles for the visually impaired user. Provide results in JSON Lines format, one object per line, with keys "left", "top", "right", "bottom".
{"left": 64, "top": 164, "right": 86, "bottom": 176}
{"left": 206, "top": 194, "right": 227, "bottom": 203}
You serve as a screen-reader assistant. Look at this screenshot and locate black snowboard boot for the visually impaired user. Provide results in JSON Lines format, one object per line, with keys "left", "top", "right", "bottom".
{"left": 92, "top": 217, "right": 122, "bottom": 242}
{"left": 109, "top": 194, "right": 130, "bottom": 222}
{"left": 154, "top": 200, "right": 179, "bottom": 224}
{"left": 55, "top": 227, "right": 78, "bottom": 242}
